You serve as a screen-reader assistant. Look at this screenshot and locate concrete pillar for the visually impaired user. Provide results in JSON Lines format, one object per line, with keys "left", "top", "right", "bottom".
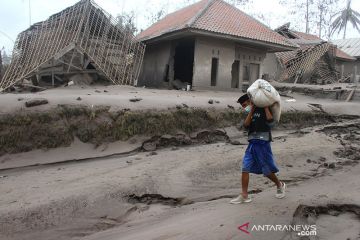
{"left": 168, "top": 43, "right": 175, "bottom": 89}
{"left": 354, "top": 65, "right": 358, "bottom": 84}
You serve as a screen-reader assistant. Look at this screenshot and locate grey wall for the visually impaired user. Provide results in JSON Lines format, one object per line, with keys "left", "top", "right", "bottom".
{"left": 336, "top": 59, "right": 360, "bottom": 82}
{"left": 139, "top": 35, "right": 268, "bottom": 90}
{"left": 193, "top": 37, "right": 234, "bottom": 89}
{"left": 137, "top": 42, "right": 171, "bottom": 87}
{"left": 193, "top": 36, "right": 266, "bottom": 90}
{"left": 262, "top": 53, "right": 280, "bottom": 80}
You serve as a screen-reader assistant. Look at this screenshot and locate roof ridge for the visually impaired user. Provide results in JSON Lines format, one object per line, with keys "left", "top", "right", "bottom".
{"left": 213, "top": 1, "right": 297, "bottom": 49}
{"left": 217, "top": 0, "right": 297, "bottom": 48}
{"left": 186, "top": 0, "right": 215, "bottom": 27}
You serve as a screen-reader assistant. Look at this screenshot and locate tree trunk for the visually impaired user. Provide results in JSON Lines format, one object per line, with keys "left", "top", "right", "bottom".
{"left": 319, "top": 5, "right": 323, "bottom": 38}
{"left": 306, "top": 0, "right": 310, "bottom": 33}
{"left": 343, "top": 22, "right": 347, "bottom": 39}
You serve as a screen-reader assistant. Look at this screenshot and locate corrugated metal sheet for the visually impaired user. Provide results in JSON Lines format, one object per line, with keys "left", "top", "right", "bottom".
{"left": 331, "top": 38, "right": 360, "bottom": 57}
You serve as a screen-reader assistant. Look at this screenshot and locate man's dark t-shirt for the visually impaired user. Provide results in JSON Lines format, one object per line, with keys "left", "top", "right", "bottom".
{"left": 247, "top": 107, "right": 274, "bottom": 142}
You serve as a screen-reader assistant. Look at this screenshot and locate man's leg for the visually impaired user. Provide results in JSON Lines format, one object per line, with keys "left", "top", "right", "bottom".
{"left": 230, "top": 172, "right": 252, "bottom": 204}
{"left": 267, "top": 172, "right": 286, "bottom": 198}
{"left": 242, "top": 172, "right": 250, "bottom": 198}
{"left": 266, "top": 172, "right": 281, "bottom": 188}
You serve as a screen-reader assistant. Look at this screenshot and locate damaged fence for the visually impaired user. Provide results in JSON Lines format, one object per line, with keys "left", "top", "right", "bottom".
{"left": 0, "top": 0, "right": 145, "bottom": 91}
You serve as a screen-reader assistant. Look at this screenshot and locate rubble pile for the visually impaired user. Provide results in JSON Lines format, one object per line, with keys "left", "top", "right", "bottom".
{"left": 0, "top": 0, "right": 145, "bottom": 92}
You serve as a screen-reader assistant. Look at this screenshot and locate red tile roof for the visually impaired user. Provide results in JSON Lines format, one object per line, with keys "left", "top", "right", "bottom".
{"left": 292, "top": 31, "right": 322, "bottom": 41}
{"left": 137, "top": 0, "right": 208, "bottom": 41}
{"left": 137, "top": 0, "right": 296, "bottom": 49}
{"left": 335, "top": 48, "right": 356, "bottom": 61}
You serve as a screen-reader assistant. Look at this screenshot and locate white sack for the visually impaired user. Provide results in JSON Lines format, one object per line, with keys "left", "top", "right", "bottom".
{"left": 247, "top": 79, "right": 281, "bottom": 122}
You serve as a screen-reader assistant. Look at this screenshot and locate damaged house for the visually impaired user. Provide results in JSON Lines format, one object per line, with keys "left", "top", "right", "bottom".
{"left": 262, "top": 23, "right": 355, "bottom": 84}
{"left": 136, "top": 0, "right": 297, "bottom": 90}
{"left": 0, "top": 0, "right": 145, "bottom": 92}
{"left": 332, "top": 38, "right": 360, "bottom": 83}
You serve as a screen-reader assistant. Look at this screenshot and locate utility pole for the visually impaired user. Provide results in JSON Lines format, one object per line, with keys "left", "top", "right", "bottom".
{"left": 28, "top": 0, "right": 32, "bottom": 26}
{"left": 319, "top": 4, "right": 323, "bottom": 38}
{"left": 306, "top": 0, "right": 309, "bottom": 33}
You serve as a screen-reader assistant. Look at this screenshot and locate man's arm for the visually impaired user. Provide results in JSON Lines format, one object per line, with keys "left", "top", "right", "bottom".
{"left": 264, "top": 107, "right": 273, "bottom": 121}
{"left": 243, "top": 104, "right": 255, "bottom": 128}
{"left": 264, "top": 106, "right": 276, "bottom": 128}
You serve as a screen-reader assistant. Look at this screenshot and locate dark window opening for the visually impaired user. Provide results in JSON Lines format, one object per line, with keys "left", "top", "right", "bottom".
{"left": 231, "top": 60, "right": 240, "bottom": 88}
{"left": 211, "top": 58, "right": 218, "bottom": 86}
{"left": 164, "top": 64, "right": 169, "bottom": 82}
{"left": 174, "top": 39, "right": 195, "bottom": 85}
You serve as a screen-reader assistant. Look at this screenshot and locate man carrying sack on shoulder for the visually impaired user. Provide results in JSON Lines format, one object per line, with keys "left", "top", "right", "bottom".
{"left": 230, "top": 81, "right": 285, "bottom": 204}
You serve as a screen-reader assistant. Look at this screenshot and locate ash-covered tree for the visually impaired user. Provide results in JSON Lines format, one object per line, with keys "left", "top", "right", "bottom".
{"left": 314, "top": 0, "right": 340, "bottom": 39}
{"left": 147, "top": 7, "right": 166, "bottom": 25}
{"left": 280, "top": 0, "right": 339, "bottom": 39}
{"left": 116, "top": 11, "right": 137, "bottom": 35}
{"left": 331, "top": 0, "right": 360, "bottom": 39}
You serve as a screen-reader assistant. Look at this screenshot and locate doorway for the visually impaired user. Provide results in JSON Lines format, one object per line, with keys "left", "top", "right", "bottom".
{"left": 174, "top": 39, "right": 195, "bottom": 85}
{"left": 249, "top": 63, "right": 260, "bottom": 83}
{"left": 211, "top": 58, "right": 218, "bottom": 86}
{"left": 231, "top": 60, "right": 240, "bottom": 88}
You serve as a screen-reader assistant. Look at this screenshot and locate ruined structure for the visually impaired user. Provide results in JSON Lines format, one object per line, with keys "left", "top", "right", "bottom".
{"left": 263, "top": 23, "right": 355, "bottom": 84}
{"left": 0, "top": 0, "right": 145, "bottom": 92}
{"left": 332, "top": 38, "right": 360, "bottom": 83}
{"left": 276, "top": 41, "right": 338, "bottom": 84}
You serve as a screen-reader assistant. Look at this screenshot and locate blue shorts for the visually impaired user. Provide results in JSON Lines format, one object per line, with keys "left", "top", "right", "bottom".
{"left": 242, "top": 139, "right": 279, "bottom": 176}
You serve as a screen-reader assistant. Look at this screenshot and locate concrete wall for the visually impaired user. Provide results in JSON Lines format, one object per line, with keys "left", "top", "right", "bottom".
{"left": 139, "top": 36, "right": 268, "bottom": 90}
{"left": 193, "top": 37, "right": 234, "bottom": 89}
{"left": 193, "top": 36, "right": 266, "bottom": 91}
{"left": 262, "top": 53, "right": 280, "bottom": 80}
{"left": 137, "top": 42, "right": 172, "bottom": 87}
{"left": 336, "top": 59, "right": 360, "bottom": 82}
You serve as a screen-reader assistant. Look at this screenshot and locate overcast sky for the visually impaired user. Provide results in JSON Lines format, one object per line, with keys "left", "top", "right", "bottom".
{"left": 0, "top": 0, "right": 359, "bottom": 55}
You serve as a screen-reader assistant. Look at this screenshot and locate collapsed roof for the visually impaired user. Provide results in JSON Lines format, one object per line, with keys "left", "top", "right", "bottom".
{"left": 276, "top": 42, "right": 338, "bottom": 84}
{"left": 274, "top": 23, "right": 354, "bottom": 84}
{"left": 0, "top": 0, "right": 145, "bottom": 92}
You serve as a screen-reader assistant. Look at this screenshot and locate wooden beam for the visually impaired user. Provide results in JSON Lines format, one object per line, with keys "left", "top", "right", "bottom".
{"left": 54, "top": 42, "right": 76, "bottom": 60}
{"left": 57, "top": 59, "right": 83, "bottom": 71}
{"left": 346, "top": 89, "right": 355, "bottom": 102}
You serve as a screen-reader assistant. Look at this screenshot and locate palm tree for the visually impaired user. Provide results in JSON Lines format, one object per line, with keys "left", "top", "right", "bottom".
{"left": 331, "top": 0, "right": 360, "bottom": 39}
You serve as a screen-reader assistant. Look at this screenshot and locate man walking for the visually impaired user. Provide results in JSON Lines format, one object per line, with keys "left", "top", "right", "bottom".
{"left": 230, "top": 94, "right": 285, "bottom": 204}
